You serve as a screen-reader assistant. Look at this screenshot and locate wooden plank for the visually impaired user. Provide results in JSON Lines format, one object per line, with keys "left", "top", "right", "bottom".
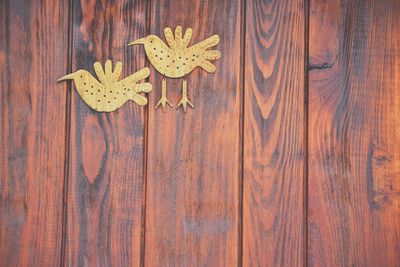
{"left": 65, "top": 1, "right": 149, "bottom": 266}
{"left": 308, "top": 0, "right": 400, "bottom": 266}
{"left": 144, "top": 0, "right": 242, "bottom": 265}
{"left": 0, "top": 0, "right": 69, "bottom": 266}
{"left": 242, "top": 0, "right": 306, "bottom": 266}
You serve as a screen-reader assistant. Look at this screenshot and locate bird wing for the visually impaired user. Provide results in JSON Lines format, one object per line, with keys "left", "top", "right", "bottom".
{"left": 164, "top": 27, "right": 178, "bottom": 50}
{"left": 164, "top": 26, "right": 193, "bottom": 50}
{"left": 94, "top": 60, "right": 122, "bottom": 83}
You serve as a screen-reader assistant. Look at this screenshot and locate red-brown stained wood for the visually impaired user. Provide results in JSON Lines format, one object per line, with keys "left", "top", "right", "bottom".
{"left": 308, "top": 0, "right": 400, "bottom": 266}
{"left": 0, "top": 0, "right": 69, "bottom": 266}
{"left": 144, "top": 0, "right": 242, "bottom": 266}
{"left": 65, "top": 0, "right": 149, "bottom": 266}
{"left": 243, "top": 0, "right": 306, "bottom": 266}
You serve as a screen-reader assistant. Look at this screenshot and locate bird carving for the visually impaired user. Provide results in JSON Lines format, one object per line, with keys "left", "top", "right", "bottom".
{"left": 57, "top": 60, "right": 152, "bottom": 112}
{"left": 128, "top": 26, "right": 221, "bottom": 112}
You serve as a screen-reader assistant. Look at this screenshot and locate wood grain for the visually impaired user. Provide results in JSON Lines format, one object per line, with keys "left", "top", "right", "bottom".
{"left": 243, "top": 0, "right": 306, "bottom": 266}
{"left": 144, "top": 0, "right": 242, "bottom": 266}
{"left": 308, "top": 0, "right": 400, "bottom": 266}
{"left": 64, "top": 0, "right": 149, "bottom": 266}
{"left": 0, "top": 0, "right": 69, "bottom": 266}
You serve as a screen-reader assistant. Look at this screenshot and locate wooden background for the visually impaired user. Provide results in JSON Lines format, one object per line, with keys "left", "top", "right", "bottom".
{"left": 1, "top": 0, "right": 399, "bottom": 266}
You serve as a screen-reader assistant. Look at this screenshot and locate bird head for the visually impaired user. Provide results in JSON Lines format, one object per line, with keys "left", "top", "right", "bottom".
{"left": 57, "top": 70, "right": 89, "bottom": 85}
{"left": 127, "top": 35, "right": 161, "bottom": 50}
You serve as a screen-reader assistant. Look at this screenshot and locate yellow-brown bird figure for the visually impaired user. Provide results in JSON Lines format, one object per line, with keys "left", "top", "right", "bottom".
{"left": 128, "top": 26, "right": 221, "bottom": 112}
{"left": 58, "top": 60, "right": 152, "bottom": 112}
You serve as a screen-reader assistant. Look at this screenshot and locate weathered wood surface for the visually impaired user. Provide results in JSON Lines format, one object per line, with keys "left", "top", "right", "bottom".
{"left": 64, "top": 0, "right": 149, "bottom": 266}
{"left": 308, "top": 0, "right": 400, "bottom": 266}
{"left": 0, "top": 0, "right": 69, "bottom": 266}
{"left": 1, "top": 0, "right": 400, "bottom": 266}
{"left": 143, "top": 0, "right": 242, "bottom": 266}
{"left": 243, "top": 0, "right": 306, "bottom": 266}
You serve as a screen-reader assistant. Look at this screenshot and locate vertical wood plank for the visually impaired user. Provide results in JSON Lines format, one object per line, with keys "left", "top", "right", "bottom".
{"left": 65, "top": 1, "right": 149, "bottom": 266}
{"left": 0, "top": 0, "right": 69, "bottom": 266}
{"left": 144, "top": 0, "right": 242, "bottom": 265}
{"left": 243, "top": 0, "right": 306, "bottom": 266}
{"left": 308, "top": 0, "right": 400, "bottom": 266}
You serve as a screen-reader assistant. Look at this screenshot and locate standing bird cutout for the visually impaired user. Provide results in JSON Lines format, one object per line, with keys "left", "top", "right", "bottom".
{"left": 128, "top": 26, "right": 221, "bottom": 112}
{"left": 57, "top": 60, "right": 152, "bottom": 112}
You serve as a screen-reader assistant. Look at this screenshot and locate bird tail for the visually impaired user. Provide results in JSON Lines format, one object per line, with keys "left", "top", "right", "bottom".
{"left": 192, "top": 34, "right": 220, "bottom": 50}
{"left": 131, "top": 82, "right": 152, "bottom": 106}
{"left": 191, "top": 35, "right": 221, "bottom": 73}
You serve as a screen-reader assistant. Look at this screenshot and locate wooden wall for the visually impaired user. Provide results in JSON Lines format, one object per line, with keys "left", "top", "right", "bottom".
{"left": 0, "top": 0, "right": 399, "bottom": 266}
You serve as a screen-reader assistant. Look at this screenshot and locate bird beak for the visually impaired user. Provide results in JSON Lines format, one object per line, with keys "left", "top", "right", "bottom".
{"left": 127, "top": 38, "right": 145, "bottom": 46}
{"left": 57, "top": 73, "right": 76, "bottom": 82}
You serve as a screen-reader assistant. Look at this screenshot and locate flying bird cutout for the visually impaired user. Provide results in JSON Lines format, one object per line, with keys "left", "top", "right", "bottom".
{"left": 58, "top": 60, "right": 152, "bottom": 112}
{"left": 128, "top": 26, "right": 221, "bottom": 112}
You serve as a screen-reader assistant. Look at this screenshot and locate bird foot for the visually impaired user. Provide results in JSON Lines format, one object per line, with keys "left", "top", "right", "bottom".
{"left": 155, "top": 96, "right": 173, "bottom": 112}
{"left": 177, "top": 96, "right": 194, "bottom": 112}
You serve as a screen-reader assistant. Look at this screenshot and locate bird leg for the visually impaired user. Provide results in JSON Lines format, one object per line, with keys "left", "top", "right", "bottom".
{"left": 177, "top": 80, "right": 194, "bottom": 112}
{"left": 155, "top": 78, "right": 173, "bottom": 111}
